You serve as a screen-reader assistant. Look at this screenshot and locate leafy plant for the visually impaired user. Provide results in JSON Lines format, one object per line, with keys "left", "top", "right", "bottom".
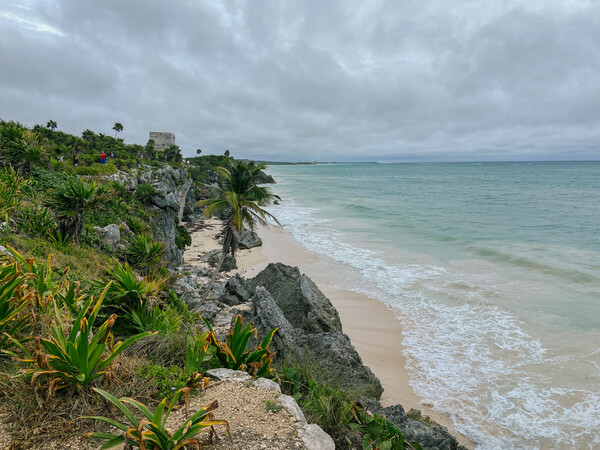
{"left": 15, "top": 204, "right": 56, "bottom": 239}
{"left": 21, "top": 284, "right": 155, "bottom": 395}
{"left": 350, "top": 408, "right": 421, "bottom": 450}
{"left": 125, "top": 233, "right": 165, "bottom": 276}
{"left": 135, "top": 183, "right": 158, "bottom": 203}
{"left": 121, "top": 305, "right": 183, "bottom": 335}
{"left": 0, "top": 259, "right": 33, "bottom": 356}
{"left": 175, "top": 224, "right": 191, "bottom": 250}
{"left": 202, "top": 314, "right": 277, "bottom": 378}
{"left": 185, "top": 331, "right": 213, "bottom": 380}
{"left": 44, "top": 176, "right": 112, "bottom": 243}
{"left": 103, "top": 261, "right": 166, "bottom": 309}
{"left": 86, "top": 387, "right": 230, "bottom": 449}
{"left": 0, "top": 166, "right": 29, "bottom": 217}
{"left": 137, "top": 364, "right": 189, "bottom": 402}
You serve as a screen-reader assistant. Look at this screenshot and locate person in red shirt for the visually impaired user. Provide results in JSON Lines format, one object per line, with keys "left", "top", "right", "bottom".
{"left": 100, "top": 151, "right": 106, "bottom": 164}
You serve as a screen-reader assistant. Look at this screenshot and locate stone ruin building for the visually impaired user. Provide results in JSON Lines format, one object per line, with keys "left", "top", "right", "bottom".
{"left": 149, "top": 132, "right": 175, "bottom": 151}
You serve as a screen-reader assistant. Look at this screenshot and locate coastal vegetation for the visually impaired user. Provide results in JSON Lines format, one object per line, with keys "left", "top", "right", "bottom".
{"left": 0, "top": 119, "right": 422, "bottom": 449}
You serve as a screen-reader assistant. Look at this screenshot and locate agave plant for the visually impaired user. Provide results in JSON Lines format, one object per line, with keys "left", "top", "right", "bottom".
{"left": 0, "top": 260, "right": 33, "bottom": 356}
{"left": 103, "top": 261, "right": 166, "bottom": 309}
{"left": 21, "top": 284, "right": 155, "bottom": 395}
{"left": 125, "top": 233, "right": 165, "bottom": 277}
{"left": 86, "top": 388, "right": 229, "bottom": 449}
{"left": 202, "top": 315, "right": 277, "bottom": 378}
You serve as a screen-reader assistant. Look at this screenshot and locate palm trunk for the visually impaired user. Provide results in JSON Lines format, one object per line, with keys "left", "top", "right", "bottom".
{"left": 198, "top": 249, "right": 227, "bottom": 305}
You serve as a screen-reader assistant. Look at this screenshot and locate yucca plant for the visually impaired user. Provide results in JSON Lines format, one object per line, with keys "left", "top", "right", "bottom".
{"left": 103, "top": 261, "right": 166, "bottom": 309}
{"left": 86, "top": 388, "right": 230, "bottom": 449}
{"left": 125, "top": 233, "right": 165, "bottom": 277}
{"left": 44, "top": 176, "right": 112, "bottom": 243}
{"left": 0, "top": 260, "right": 33, "bottom": 356}
{"left": 21, "top": 284, "right": 155, "bottom": 395}
{"left": 202, "top": 315, "right": 277, "bottom": 378}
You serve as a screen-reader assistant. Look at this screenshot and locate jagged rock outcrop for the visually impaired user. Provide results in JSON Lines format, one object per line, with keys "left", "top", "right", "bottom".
{"left": 378, "top": 404, "right": 467, "bottom": 450}
{"left": 146, "top": 166, "right": 193, "bottom": 267}
{"left": 202, "top": 249, "right": 237, "bottom": 272}
{"left": 237, "top": 280, "right": 383, "bottom": 398}
{"left": 247, "top": 263, "right": 342, "bottom": 334}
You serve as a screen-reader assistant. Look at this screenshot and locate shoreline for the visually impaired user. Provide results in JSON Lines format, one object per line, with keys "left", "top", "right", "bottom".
{"left": 184, "top": 220, "right": 475, "bottom": 448}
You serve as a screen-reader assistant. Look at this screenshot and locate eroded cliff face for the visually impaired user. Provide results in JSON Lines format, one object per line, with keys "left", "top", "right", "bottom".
{"left": 106, "top": 165, "right": 194, "bottom": 267}
{"left": 144, "top": 166, "right": 193, "bottom": 267}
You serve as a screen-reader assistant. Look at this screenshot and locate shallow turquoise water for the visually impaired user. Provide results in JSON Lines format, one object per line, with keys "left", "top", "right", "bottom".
{"left": 265, "top": 161, "right": 600, "bottom": 449}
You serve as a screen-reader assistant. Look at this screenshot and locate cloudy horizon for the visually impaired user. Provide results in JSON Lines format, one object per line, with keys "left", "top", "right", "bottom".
{"left": 1, "top": 0, "right": 599, "bottom": 162}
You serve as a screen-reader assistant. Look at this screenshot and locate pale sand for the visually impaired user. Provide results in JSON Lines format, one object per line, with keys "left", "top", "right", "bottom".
{"left": 184, "top": 219, "right": 474, "bottom": 448}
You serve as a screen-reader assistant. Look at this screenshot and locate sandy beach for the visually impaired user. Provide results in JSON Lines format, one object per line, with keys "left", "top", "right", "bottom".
{"left": 184, "top": 220, "right": 474, "bottom": 448}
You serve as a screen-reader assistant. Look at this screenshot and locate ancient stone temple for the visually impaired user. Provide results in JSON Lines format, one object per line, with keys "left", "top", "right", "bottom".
{"left": 149, "top": 132, "right": 175, "bottom": 151}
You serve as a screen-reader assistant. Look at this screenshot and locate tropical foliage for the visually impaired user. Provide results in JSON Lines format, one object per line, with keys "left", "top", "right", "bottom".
{"left": 44, "top": 176, "right": 112, "bottom": 243}
{"left": 0, "top": 259, "right": 32, "bottom": 356}
{"left": 125, "top": 233, "right": 165, "bottom": 276}
{"left": 202, "top": 314, "right": 277, "bottom": 378}
{"left": 197, "top": 160, "right": 280, "bottom": 301}
{"left": 86, "top": 388, "right": 229, "bottom": 449}
{"left": 21, "top": 284, "right": 155, "bottom": 394}
{"left": 104, "top": 261, "right": 166, "bottom": 309}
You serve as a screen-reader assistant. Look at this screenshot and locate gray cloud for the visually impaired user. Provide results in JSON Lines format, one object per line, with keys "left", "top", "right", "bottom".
{"left": 1, "top": 0, "right": 599, "bottom": 161}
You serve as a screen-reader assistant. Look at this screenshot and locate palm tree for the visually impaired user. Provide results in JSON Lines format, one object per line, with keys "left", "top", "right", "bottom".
{"left": 46, "top": 120, "right": 57, "bottom": 131}
{"left": 197, "top": 161, "right": 280, "bottom": 301}
{"left": 112, "top": 122, "right": 123, "bottom": 138}
{"left": 45, "top": 177, "right": 112, "bottom": 243}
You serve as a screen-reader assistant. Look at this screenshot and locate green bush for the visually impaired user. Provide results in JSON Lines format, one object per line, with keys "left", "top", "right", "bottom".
{"left": 135, "top": 183, "right": 158, "bottom": 203}
{"left": 175, "top": 224, "right": 191, "bottom": 250}
{"left": 125, "top": 233, "right": 165, "bottom": 276}
{"left": 15, "top": 204, "right": 56, "bottom": 239}
{"left": 137, "top": 364, "right": 188, "bottom": 402}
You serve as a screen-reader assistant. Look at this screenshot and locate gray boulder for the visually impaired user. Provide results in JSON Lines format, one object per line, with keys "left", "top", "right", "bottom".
{"left": 298, "top": 424, "right": 336, "bottom": 450}
{"left": 238, "top": 228, "right": 262, "bottom": 249}
{"left": 379, "top": 404, "right": 466, "bottom": 450}
{"left": 93, "top": 224, "right": 120, "bottom": 245}
{"left": 247, "top": 263, "right": 342, "bottom": 334}
{"left": 203, "top": 249, "right": 236, "bottom": 272}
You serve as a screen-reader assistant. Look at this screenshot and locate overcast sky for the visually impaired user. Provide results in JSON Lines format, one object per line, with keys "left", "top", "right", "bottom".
{"left": 1, "top": 0, "right": 599, "bottom": 161}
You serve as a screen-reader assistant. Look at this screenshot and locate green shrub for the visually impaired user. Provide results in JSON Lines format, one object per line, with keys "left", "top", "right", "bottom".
{"left": 135, "top": 183, "right": 158, "bottom": 203}
{"left": 0, "top": 258, "right": 32, "bottom": 356}
{"left": 0, "top": 166, "right": 28, "bottom": 217}
{"left": 137, "top": 364, "right": 188, "bottom": 402}
{"left": 103, "top": 261, "right": 166, "bottom": 309}
{"left": 121, "top": 305, "right": 183, "bottom": 336}
{"left": 125, "top": 233, "right": 165, "bottom": 276}
{"left": 175, "top": 224, "right": 191, "bottom": 250}
{"left": 15, "top": 204, "right": 56, "bottom": 239}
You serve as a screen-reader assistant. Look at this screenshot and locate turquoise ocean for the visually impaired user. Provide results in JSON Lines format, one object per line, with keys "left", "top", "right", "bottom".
{"left": 265, "top": 162, "right": 600, "bottom": 449}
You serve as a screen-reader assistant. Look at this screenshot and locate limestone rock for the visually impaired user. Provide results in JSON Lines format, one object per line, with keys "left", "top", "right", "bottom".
{"left": 205, "top": 368, "right": 252, "bottom": 383}
{"left": 277, "top": 394, "right": 307, "bottom": 425}
{"left": 379, "top": 404, "right": 466, "bottom": 450}
{"left": 298, "top": 424, "right": 335, "bottom": 450}
{"left": 247, "top": 263, "right": 342, "bottom": 334}
{"left": 93, "top": 224, "right": 120, "bottom": 245}
{"left": 203, "top": 249, "right": 236, "bottom": 272}
{"left": 242, "top": 286, "right": 383, "bottom": 399}
{"left": 238, "top": 228, "right": 262, "bottom": 249}
{"left": 252, "top": 378, "right": 281, "bottom": 393}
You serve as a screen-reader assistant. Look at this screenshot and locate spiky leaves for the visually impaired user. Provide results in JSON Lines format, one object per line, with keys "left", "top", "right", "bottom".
{"left": 86, "top": 388, "right": 229, "bottom": 449}
{"left": 22, "top": 284, "right": 155, "bottom": 394}
{"left": 44, "top": 176, "right": 112, "bottom": 243}
{"left": 202, "top": 315, "right": 277, "bottom": 378}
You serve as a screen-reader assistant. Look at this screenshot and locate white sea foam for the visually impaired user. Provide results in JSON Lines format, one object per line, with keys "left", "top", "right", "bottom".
{"left": 267, "top": 196, "right": 600, "bottom": 449}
